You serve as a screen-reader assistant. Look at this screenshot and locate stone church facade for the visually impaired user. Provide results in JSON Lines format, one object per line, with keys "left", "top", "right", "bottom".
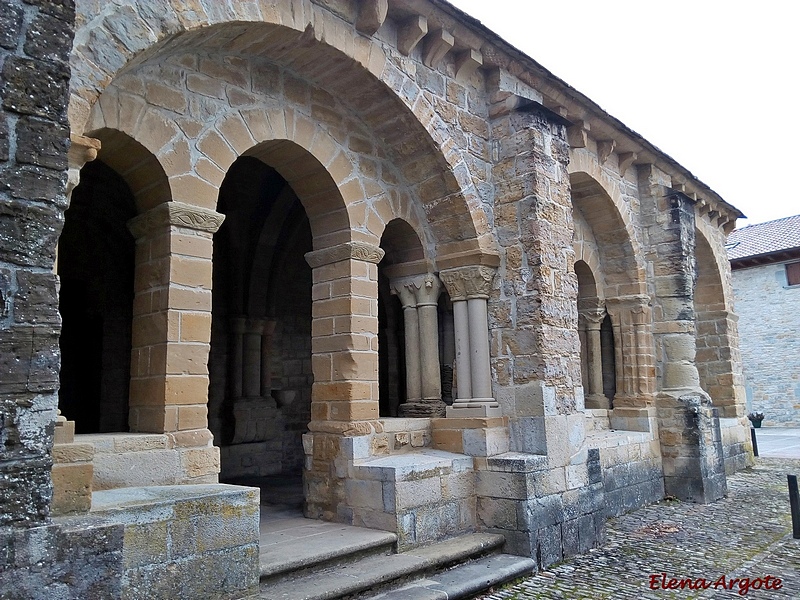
{"left": 1, "top": 0, "right": 753, "bottom": 597}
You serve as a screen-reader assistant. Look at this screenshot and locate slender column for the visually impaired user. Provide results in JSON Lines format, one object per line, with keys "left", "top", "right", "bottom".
{"left": 261, "top": 320, "right": 276, "bottom": 398}
{"left": 243, "top": 318, "right": 263, "bottom": 398}
{"left": 440, "top": 265, "right": 500, "bottom": 417}
{"left": 393, "top": 282, "right": 422, "bottom": 404}
{"left": 580, "top": 307, "right": 608, "bottom": 409}
{"left": 415, "top": 274, "right": 442, "bottom": 403}
{"left": 468, "top": 297, "right": 492, "bottom": 401}
{"left": 441, "top": 302, "right": 455, "bottom": 404}
{"left": 230, "top": 317, "right": 246, "bottom": 401}
{"left": 452, "top": 300, "right": 472, "bottom": 402}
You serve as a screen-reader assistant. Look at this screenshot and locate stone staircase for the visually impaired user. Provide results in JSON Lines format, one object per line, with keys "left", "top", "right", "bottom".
{"left": 252, "top": 506, "right": 535, "bottom": 600}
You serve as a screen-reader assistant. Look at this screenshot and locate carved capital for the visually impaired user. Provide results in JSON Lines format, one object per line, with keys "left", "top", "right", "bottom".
{"left": 390, "top": 273, "right": 441, "bottom": 308}
{"left": 440, "top": 265, "right": 496, "bottom": 301}
{"left": 305, "top": 241, "right": 385, "bottom": 268}
{"left": 127, "top": 201, "right": 225, "bottom": 239}
{"left": 579, "top": 307, "right": 606, "bottom": 328}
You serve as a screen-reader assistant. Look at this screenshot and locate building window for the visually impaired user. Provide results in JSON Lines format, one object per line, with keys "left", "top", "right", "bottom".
{"left": 786, "top": 261, "right": 800, "bottom": 286}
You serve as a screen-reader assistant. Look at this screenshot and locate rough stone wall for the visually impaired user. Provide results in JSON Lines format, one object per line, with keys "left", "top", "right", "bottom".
{"left": 0, "top": 0, "right": 73, "bottom": 527}
{"left": 482, "top": 108, "right": 605, "bottom": 568}
{"left": 733, "top": 262, "right": 800, "bottom": 426}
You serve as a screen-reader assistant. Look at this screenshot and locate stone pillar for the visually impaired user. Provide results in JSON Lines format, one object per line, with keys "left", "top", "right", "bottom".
{"left": 580, "top": 307, "right": 608, "bottom": 409}
{"left": 127, "top": 201, "right": 224, "bottom": 433}
{"left": 640, "top": 166, "right": 726, "bottom": 503}
{"left": 440, "top": 265, "right": 500, "bottom": 417}
{"left": 303, "top": 241, "right": 383, "bottom": 521}
{"left": 242, "top": 318, "right": 263, "bottom": 398}
{"left": 305, "top": 241, "right": 384, "bottom": 425}
{"left": 452, "top": 298, "right": 472, "bottom": 401}
{"left": 390, "top": 273, "right": 445, "bottom": 417}
{"left": 260, "top": 320, "right": 276, "bottom": 398}
{"left": 230, "top": 317, "right": 246, "bottom": 401}
{"left": 392, "top": 280, "right": 422, "bottom": 405}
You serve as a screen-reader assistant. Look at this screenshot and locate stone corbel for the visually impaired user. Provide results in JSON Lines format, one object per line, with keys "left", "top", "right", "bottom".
{"left": 597, "top": 139, "right": 616, "bottom": 164}
{"left": 566, "top": 121, "right": 589, "bottom": 149}
{"left": 618, "top": 152, "right": 637, "bottom": 174}
{"left": 423, "top": 29, "right": 454, "bottom": 69}
{"left": 455, "top": 48, "right": 482, "bottom": 82}
{"left": 397, "top": 15, "right": 428, "bottom": 56}
{"left": 355, "top": 0, "right": 388, "bottom": 36}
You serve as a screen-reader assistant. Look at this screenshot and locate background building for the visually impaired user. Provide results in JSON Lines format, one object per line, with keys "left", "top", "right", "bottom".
{"left": 728, "top": 215, "right": 800, "bottom": 427}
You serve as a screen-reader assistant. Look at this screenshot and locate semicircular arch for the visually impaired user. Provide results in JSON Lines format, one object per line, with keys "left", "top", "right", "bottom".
{"left": 70, "top": 8, "right": 494, "bottom": 261}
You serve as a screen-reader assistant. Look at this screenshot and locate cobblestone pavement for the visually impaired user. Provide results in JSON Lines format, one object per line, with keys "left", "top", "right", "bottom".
{"left": 479, "top": 458, "right": 800, "bottom": 599}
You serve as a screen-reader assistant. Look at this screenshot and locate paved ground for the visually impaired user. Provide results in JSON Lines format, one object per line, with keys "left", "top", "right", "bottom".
{"left": 479, "top": 456, "right": 800, "bottom": 600}
{"left": 754, "top": 428, "right": 800, "bottom": 460}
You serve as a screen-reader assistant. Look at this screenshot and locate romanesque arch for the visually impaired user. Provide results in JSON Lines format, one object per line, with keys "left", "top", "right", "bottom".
{"left": 694, "top": 223, "right": 745, "bottom": 418}
{"left": 569, "top": 168, "right": 654, "bottom": 410}
{"left": 70, "top": 7, "right": 495, "bottom": 262}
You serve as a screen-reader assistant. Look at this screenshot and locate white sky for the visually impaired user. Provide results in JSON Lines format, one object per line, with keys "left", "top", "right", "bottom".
{"left": 448, "top": 0, "right": 799, "bottom": 226}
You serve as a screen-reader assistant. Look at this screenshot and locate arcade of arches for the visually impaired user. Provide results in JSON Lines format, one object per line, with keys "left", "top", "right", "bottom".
{"left": 2, "top": 1, "right": 755, "bottom": 596}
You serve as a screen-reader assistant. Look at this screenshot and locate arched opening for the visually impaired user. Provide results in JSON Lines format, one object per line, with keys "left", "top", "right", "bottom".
{"left": 695, "top": 228, "right": 740, "bottom": 417}
{"left": 378, "top": 219, "right": 448, "bottom": 417}
{"left": 575, "top": 259, "right": 614, "bottom": 410}
{"left": 58, "top": 160, "right": 136, "bottom": 433}
{"left": 209, "top": 155, "right": 312, "bottom": 506}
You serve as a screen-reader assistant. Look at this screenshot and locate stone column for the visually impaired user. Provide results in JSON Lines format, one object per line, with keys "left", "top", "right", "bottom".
{"left": 391, "top": 280, "right": 422, "bottom": 405}
{"left": 604, "top": 295, "right": 656, "bottom": 408}
{"left": 580, "top": 307, "right": 608, "bottom": 409}
{"left": 230, "top": 316, "right": 246, "bottom": 401}
{"left": 440, "top": 265, "right": 500, "bottom": 417}
{"left": 391, "top": 273, "right": 445, "bottom": 417}
{"left": 127, "top": 201, "right": 224, "bottom": 433}
{"left": 242, "top": 318, "right": 263, "bottom": 398}
{"left": 261, "top": 320, "right": 276, "bottom": 398}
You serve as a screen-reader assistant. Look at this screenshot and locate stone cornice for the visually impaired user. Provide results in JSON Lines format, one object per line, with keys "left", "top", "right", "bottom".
{"left": 439, "top": 265, "right": 496, "bottom": 301}
{"left": 305, "top": 241, "right": 385, "bottom": 268}
{"left": 127, "top": 201, "right": 225, "bottom": 238}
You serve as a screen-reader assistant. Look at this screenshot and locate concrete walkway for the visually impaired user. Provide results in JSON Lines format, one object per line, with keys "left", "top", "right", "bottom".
{"left": 479, "top": 456, "right": 800, "bottom": 599}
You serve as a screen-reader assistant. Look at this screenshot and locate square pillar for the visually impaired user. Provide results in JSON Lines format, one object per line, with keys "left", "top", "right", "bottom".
{"left": 127, "top": 201, "right": 224, "bottom": 434}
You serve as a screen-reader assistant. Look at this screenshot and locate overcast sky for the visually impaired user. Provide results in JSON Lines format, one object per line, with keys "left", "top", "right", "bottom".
{"left": 448, "top": 0, "right": 798, "bottom": 227}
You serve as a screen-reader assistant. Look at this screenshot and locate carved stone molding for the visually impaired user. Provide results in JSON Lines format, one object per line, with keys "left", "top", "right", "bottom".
{"left": 305, "top": 241, "right": 385, "bottom": 268}
{"left": 127, "top": 201, "right": 225, "bottom": 239}
{"left": 439, "top": 265, "right": 496, "bottom": 301}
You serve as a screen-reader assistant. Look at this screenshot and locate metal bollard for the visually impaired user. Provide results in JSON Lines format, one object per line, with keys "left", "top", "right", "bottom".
{"left": 789, "top": 475, "right": 800, "bottom": 539}
{"left": 750, "top": 427, "right": 759, "bottom": 457}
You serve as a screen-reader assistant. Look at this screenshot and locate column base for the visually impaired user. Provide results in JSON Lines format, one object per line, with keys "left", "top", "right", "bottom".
{"left": 446, "top": 401, "right": 502, "bottom": 418}
{"left": 584, "top": 393, "right": 610, "bottom": 410}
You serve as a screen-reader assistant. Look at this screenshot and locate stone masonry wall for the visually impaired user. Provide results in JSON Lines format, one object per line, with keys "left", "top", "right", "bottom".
{"left": 0, "top": 0, "right": 73, "bottom": 527}
{"left": 733, "top": 262, "right": 800, "bottom": 426}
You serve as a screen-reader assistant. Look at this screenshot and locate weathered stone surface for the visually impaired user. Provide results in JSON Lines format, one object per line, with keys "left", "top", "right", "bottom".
{"left": 1, "top": 57, "right": 70, "bottom": 122}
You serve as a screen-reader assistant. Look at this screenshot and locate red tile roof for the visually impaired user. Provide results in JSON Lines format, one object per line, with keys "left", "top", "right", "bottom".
{"left": 726, "top": 214, "right": 800, "bottom": 261}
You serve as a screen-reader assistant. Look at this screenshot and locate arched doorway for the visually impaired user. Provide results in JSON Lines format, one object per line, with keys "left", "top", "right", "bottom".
{"left": 210, "top": 155, "right": 312, "bottom": 506}
{"left": 58, "top": 160, "right": 136, "bottom": 433}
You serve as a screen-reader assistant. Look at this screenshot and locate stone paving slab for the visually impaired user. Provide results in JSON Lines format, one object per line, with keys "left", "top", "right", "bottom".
{"left": 479, "top": 458, "right": 800, "bottom": 599}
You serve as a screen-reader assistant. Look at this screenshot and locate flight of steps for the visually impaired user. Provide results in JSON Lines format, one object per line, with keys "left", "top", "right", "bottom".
{"left": 253, "top": 521, "right": 535, "bottom": 600}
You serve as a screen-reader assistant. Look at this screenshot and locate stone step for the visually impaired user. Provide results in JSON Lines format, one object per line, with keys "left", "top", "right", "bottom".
{"left": 256, "top": 533, "right": 511, "bottom": 600}
{"left": 361, "top": 553, "right": 537, "bottom": 599}
{"left": 259, "top": 516, "right": 398, "bottom": 583}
